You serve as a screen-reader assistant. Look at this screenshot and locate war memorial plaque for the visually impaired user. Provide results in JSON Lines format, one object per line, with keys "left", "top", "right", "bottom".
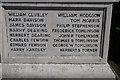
{"left": 0, "top": 0, "right": 118, "bottom": 79}
{"left": 2, "top": 7, "right": 106, "bottom": 63}
{"left": 6, "top": 9, "right": 103, "bottom": 57}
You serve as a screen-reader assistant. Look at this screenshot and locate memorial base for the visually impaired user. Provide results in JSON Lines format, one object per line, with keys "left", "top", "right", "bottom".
{"left": 1, "top": 63, "right": 115, "bottom": 80}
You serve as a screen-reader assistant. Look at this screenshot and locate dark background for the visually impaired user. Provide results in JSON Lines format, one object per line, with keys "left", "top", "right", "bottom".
{"left": 108, "top": 2, "right": 120, "bottom": 68}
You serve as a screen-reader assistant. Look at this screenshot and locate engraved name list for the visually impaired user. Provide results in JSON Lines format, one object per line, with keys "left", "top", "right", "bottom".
{"left": 5, "top": 9, "right": 103, "bottom": 57}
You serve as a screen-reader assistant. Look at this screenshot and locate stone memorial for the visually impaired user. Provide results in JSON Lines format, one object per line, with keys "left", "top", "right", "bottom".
{"left": 0, "top": 0, "right": 119, "bottom": 79}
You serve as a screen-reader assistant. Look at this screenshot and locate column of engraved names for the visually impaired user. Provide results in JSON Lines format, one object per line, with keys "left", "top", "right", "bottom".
{"left": 52, "top": 11, "right": 102, "bottom": 55}
{"left": 6, "top": 10, "right": 49, "bottom": 53}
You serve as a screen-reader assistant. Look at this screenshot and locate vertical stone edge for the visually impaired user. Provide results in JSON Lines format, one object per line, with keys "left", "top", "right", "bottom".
{"left": 0, "top": 1, "right": 2, "bottom": 80}
{"left": 102, "top": 3, "right": 113, "bottom": 63}
{"left": 103, "top": 3, "right": 116, "bottom": 79}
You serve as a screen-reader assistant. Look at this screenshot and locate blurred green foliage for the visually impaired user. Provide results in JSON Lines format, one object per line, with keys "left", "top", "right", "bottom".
{"left": 116, "top": 27, "right": 120, "bottom": 30}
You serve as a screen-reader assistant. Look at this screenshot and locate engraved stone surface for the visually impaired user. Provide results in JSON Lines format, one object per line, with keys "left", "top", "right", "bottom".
{"left": 5, "top": 8, "right": 104, "bottom": 59}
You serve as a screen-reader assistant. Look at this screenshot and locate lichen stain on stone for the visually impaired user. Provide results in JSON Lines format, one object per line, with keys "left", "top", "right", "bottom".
{"left": 31, "top": 65, "right": 44, "bottom": 72}
{"left": 31, "top": 65, "right": 38, "bottom": 71}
